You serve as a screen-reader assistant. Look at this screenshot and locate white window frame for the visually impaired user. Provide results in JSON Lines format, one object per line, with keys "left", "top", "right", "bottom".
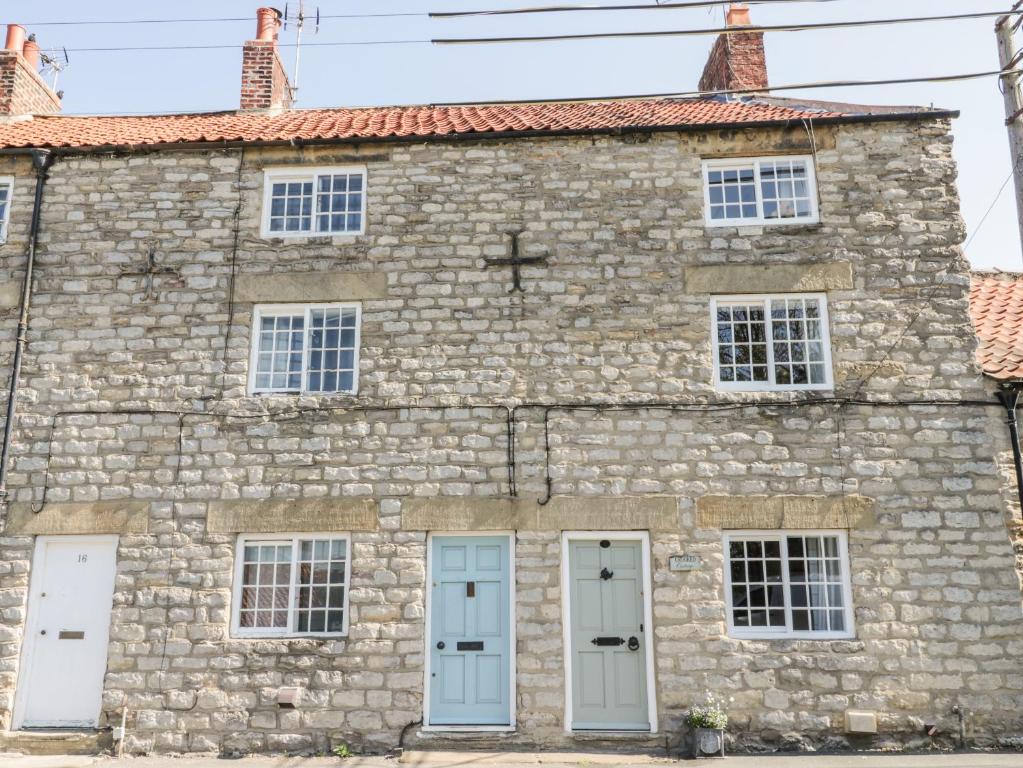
{"left": 248, "top": 302, "right": 362, "bottom": 396}
{"left": 231, "top": 532, "right": 353, "bottom": 639}
{"left": 0, "top": 176, "right": 13, "bottom": 244}
{"left": 711, "top": 293, "right": 833, "bottom": 393}
{"left": 722, "top": 529, "right": 855, "bottom": 641}
{"left": 261, "top": 166, "right": 367, "bottom": 238}
{"left": 702, "top": 155, "right": 819, "bottom": 228}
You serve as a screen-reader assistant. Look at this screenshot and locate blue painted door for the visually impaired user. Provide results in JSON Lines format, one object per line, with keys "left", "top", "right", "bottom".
{"left": 429, "top": 536, "right": 511, "bottom": 726}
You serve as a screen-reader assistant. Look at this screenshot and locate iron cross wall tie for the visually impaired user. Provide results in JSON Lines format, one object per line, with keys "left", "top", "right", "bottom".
{"left": 118, "top": 249, "right": 177, "bottom": 300}
{"left": 484, "top": 231, "right": 548, "bottom": 293}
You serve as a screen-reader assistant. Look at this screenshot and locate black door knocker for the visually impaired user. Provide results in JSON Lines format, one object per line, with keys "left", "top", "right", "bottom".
{"left": 628, "top": 636, "right": 640, "bottom": 651}
{"left": 599, "top": 567, "right": 614, "bottom": 581}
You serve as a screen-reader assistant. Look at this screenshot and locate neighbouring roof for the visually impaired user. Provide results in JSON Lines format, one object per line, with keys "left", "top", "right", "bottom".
{"left": 0, "top": 96, "right": 955, "bottom": 152}
{"left": 970, "top": 272, "right": 1023, "bottom": 382}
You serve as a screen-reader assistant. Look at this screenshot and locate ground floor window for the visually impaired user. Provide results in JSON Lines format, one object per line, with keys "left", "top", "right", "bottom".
{"left": 232, "top": 533, "right": 351, "bottom": 637}
{"left": 723, "top": 530, "right": 854, "bottom": 640}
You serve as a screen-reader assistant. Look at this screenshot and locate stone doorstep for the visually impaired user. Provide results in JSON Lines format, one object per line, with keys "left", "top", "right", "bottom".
{"left": 400, "top": 751, "right": 672, "bottom": 765}
{"left": 0, "top": 730, "right": 111, "bottom": 757}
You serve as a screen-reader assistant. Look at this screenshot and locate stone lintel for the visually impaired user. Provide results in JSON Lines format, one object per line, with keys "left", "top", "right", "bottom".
{"left": 234, "top": 271, "right": 387, "bottom": 304}
{"left": 401, "top": 496, "right": 679, "bottom": 531}
{"left": 696, "top": 495, "right": 874, "bottom": 530}
{"left": 207, "top": 498, "right": 379, "bottom": 533}
{"left": 684, "top": 262, "right": 854, "bottom": 295}
{"left": 6, "top": 501, "right": 149, "bottom": 535}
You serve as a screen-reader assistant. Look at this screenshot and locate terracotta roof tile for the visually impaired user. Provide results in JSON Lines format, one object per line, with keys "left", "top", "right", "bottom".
{"left": 0, "top": 96, "right": 945, "bottom": 151}
{"left": 970, "top": 273, "right": 1023, "bottom": 381}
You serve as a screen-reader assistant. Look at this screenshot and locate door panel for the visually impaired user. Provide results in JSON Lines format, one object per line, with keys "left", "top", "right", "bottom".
{"left": 568, "top": 539, "right": 649, "bottom": 731}
{"left": 17, "top": 536, "right": 118, "bottom": 728}
{"left": 429, "top": 536, "right": 511, "bottom": 726}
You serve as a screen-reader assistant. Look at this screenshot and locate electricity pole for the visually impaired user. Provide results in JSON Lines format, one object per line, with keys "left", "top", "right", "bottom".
{"left": 996, "top": 12, "right": 1023, "bottom": 247}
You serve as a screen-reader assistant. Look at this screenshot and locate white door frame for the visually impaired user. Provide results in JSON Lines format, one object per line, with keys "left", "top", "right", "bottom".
{"left": 13, "top": 534, "right": 119, "bottom": 730}
{"left": 560, "top": 530, "right": 657, "bottom": 734}
{"left": 422, "top": 531, "right": 517, "bottom": 732}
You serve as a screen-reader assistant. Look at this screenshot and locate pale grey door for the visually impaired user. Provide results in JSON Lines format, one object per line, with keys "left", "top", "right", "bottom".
{"left": 568, "top": 539, "right": 649, "bottom": 731}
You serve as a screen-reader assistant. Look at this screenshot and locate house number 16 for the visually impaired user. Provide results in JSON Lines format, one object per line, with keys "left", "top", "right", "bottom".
{"left": 77, "top": 554, "right": 88, "bottom": 563}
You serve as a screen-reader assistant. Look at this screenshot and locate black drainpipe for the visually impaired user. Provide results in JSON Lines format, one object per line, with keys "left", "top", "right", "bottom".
{"left": 996, "top": 384, "right": 1023, "bottom": 516}
{"left": 0, "top": 149, "right": 54, "bottom": 502}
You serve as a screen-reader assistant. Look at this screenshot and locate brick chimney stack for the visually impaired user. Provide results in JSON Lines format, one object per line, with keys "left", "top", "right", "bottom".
{"left": 698, "top": 3, "right": 769, "bottom": 95}
{"left": 0, "top": 24, "right": 62, "bottom": 117}
{"left": 240, "top": 7, "right": 293, "bottom": 111}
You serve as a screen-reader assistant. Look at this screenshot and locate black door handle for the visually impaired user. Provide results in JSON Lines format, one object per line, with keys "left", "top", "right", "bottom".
{"left": 591, "top": 636, "right": 625, "bottom": 646}
{"left": 628, "top": 636, "right": 640, "bottom": 651}
{"left": 436, "top": 641, "right": 445, "bottom": 650}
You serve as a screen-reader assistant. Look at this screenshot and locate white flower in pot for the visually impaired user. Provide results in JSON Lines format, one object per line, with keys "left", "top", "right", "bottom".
{"left": 685, "top": 693, "right": 731, "bottom": 758}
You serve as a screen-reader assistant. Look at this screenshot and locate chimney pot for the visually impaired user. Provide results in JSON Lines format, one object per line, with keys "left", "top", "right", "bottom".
{"left": 255, "top": 7, "right": 282, "bottom": 42}
{"left": 4, "top": 24, "right": 25, "bottom": 54}
{"left": 726, "top": 3, "right": 752, "bottom": 27}
{"left": 22, "top": 35, "right": 39, "bottom": 70}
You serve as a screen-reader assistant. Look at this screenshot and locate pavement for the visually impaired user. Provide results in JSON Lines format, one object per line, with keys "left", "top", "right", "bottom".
{"left": 1, "top": 753, "right": 1023, "bottom": 768}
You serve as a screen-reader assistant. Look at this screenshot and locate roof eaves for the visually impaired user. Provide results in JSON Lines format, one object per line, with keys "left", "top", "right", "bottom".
{"left": 0, "top": 107, "right": 960, "bottom": 156}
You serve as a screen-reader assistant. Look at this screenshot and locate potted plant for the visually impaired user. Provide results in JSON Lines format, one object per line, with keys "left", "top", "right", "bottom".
{"left": 685, "top": 693, "right": 730, "bottom": 758}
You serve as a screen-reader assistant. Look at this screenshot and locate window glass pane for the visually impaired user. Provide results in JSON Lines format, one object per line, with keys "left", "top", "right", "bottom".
{"left": 316, "top": 173, "right": 365, "bottom": 233}
{"left": 707, "top": 165, "right": 758, "bottom": 222}
{"left": 759, "top": 159, "right": 814, "bottom": 220}
{"left": 294, "top": 537, "right": 347, "bottom": 634}
{"left": 254, "top": 313, "right": 304, "bottom": 392}
{"left": 769, "top": 297, "right": 827, "bottom": 388}
{"left": 726, "top": 538, "right": 786, "bottom": 630}
{"left": 306, "top": 307, "right": 358, "bottom": 393}
{"left": 786, "top": 535, "right": 846, "bottom": 634}
{"left": 716, "top": 302, "right": 769, "bottom": 385}
{"left": 268, "top": 179, "right": 314, "bottom": 233}
{"left": 728, "top": 534, "right": 848, "bottom": 636}
{"left": 0, "top": 182, "right": 11, "bottom": 239}
{"left": 238, "top": 542, "right": 292, "bottom": 632}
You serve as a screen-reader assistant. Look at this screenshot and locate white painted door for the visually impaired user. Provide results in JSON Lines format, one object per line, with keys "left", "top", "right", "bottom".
{"left": 16, "top": 536, "right": 118, "bottom": 729}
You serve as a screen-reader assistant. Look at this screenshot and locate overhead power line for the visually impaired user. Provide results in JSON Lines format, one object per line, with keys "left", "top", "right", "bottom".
{"left": 21, "top": 12, "right": 423, "bottom": 27}
{"left": 63, "top": 67, "right": 1018, "bottom": 114}
{"left": 431, "top": 0, "right": 848, "bottom": 18}
{"left": 53, "top": 9, "right": 1023, "bottom": 53}
{"left": 433, "top": 68, "right": 1023, "bottom": 105}
{"left": 434, "top": 9, "right": 1023, "bottom": 44}
{"left": 14, "top": 0, "right": 902, "bottom": 28}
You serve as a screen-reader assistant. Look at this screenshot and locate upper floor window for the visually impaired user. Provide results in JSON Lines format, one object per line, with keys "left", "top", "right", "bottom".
{"left": 232, "top": 533, "right": 351, "bottom": 637}
{"left": 262, "top": 166, "right": 366, "bottom": 237}
{"left": 711, "top": 294, "right": 832, "bottom": 392}
{"left": 703, "top": 156, "right": 818, "bottom": 227}
{"left": 0, "top": 177, "right": 12, "bottom": 243}
{"left": 724, "top": 531, "right": 854, "bottom": 640}
{"left": 249, "top": 303, "right": 361, "bottom": 395}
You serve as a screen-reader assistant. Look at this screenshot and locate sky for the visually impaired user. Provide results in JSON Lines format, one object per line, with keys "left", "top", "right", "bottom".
{"left": 5, "top": 0, "right": 1021, "bottom": 271}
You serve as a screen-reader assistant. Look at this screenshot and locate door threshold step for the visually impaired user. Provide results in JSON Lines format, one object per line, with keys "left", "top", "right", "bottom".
{"left": 0, "top": 729, "right": 111, "bottom": 756}
{"left": 571, "top": 731, "right": 663, "bottom": 741}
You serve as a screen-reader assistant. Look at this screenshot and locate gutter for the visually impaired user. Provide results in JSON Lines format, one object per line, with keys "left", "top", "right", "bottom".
{"left": 0, "top": 148, "right": 53, "bottom": 501}
{"left": 996, "top": 385, "right": 1023, "bottom": 516}
{"left": 0, "top": 110, "right": 960, "bottom": 159}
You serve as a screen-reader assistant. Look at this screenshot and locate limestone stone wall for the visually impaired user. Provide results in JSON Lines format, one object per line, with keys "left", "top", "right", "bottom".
{"left": 0, "top": 118, "right": 1020, "bottom": 753}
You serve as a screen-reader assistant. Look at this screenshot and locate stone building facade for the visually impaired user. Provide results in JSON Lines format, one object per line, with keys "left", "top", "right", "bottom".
{"left": 0, "top": 6, "right": 1021, "bottom": 758}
